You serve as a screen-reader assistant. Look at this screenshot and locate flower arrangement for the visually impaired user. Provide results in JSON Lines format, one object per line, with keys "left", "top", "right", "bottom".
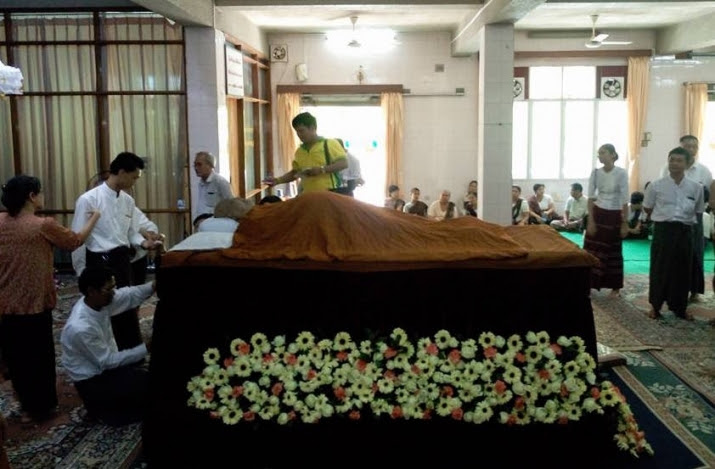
{"left": 187, "top": 328, "right": 653, "bottom": 457}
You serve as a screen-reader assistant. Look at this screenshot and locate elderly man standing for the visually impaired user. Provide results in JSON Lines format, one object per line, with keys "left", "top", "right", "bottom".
{"left": 645, "top": 147, "right": 704, "bottom": 320}
{"left": 264, "top": 112, "right": 347, "bottom": 194}
{"left": 193, "top": 151, "right": 234, "bottom": 229}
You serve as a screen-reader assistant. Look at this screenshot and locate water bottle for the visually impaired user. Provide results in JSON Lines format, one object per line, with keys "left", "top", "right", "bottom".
{"left": 177, "top": 198, "right": 185, "bottom": 210}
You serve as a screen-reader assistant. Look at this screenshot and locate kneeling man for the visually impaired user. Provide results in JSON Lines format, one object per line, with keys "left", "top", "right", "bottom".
{"left": 643, "top": 147, "right": 704, "bottom": 320}
{"left": 61, "top": 266, "right": 155, "bottom": 425}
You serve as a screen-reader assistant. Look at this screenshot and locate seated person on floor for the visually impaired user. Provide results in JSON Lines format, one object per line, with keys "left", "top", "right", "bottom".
{"left": 511, "top": 185, "right": 529, "bottom": 225}
{"left": 625, "top": 191, "right": 650, "bottom": 239}
{"left": 463, "top": 191, "right": 478, "bottom": 218}
{"left": 551, "top": 183, "right": 588, "bottom": 232}
{"left": 60, "top": 266, "right": 155, "bottom": 425}
{"left": 527, "top": 183, "right": 560, "bottom": 225}
{"left": 384, "top": 184, "right": 405, "bottom": 211}
{"left": 403, "top": 187, "right": 428, "bottom": 217}
{"left": 197, "top": 197, "right": 254, "bottom": 233}
{"left": 428, "top": 189, "right": 460, "bottom": 220}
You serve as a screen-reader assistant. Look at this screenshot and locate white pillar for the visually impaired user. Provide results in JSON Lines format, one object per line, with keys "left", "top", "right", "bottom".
{"left": 477, "top": 24, "right": 514, "bottom": 225}
{"left": 185, "top": 27, "right": 229, "bottom": 222}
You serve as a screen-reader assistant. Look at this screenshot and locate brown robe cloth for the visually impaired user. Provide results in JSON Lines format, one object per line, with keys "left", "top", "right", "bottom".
{"left": 583, "top": 205, "right": 624, "bottom": 290}
{"left": 650, "top": 221, "right": 692, "bottom": 316}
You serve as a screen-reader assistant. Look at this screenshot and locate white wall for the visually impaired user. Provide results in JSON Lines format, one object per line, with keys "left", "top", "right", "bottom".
{"left": 640, "top": 57, "right": 715, "bottom": 186}
{"left": 268, "top": 31, "right": 479, "bottom": 205}
{"left": 263, "top": 29, "right": 713, "bottom": 212}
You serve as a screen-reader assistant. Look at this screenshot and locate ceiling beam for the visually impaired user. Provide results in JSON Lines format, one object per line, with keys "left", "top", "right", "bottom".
{"left": 132, "top": 0, "right": 214, "bottom": 26}
{"left": 215, "top": 0, "right": 479, "bottom": 5}
{"left": 656, "top": 10, "right": 715, "bottom": 54}
{"left": 451, "top": 0, "right": 545, "bottom": 56}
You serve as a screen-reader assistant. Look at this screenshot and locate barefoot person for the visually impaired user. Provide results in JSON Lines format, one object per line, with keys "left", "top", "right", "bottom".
{"left": 644, "top": 147, "right": 704, "bottom": 320}
{"left": 583, "top": 144, "right": 630, "bottom": 297}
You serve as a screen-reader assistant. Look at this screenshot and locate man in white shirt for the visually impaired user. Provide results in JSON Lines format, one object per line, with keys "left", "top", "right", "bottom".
{"left": 71, "top": 152, "right": 162, "bottom": 351}
{"left": 61, "top": 266, "right": 155, "bottom": 425}
{"left": 337, "top": 139, "right": 364, "bottom": 197}
{"left": 511, "top": 185, "right": 529, "bottom": 225}
{"left": 552, "top": 183, "right": 588, "bottom": 232}
{"left": 644, "top": 147, "right": 704, "bottom": 320}
{"left": 193, "top": 151, "right": 234, "bottom": 230}
{"left": 659, "top": 135, "right": 712, "bottom": 302}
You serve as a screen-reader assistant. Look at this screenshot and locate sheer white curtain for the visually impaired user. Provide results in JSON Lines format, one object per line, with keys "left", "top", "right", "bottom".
{"left": 381, "top": 92, "right": 404, "bottom": 193}
{"left": 683, "top": 83, "right": 708, "bottom": 141}
{"left": 626, "top": 56, "right": 650, "bottom": 192}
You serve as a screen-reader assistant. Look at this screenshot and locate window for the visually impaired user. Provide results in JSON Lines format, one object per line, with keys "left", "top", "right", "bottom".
{"left": 512, "top": 66, "right": 628, "bottom": 180}
{"left": 700, "top": 100, "right": 715, "bottom": 173}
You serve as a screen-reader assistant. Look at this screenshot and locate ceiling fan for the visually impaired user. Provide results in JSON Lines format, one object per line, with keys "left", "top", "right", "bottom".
{"left": 347, "top": 16, "right": 361, "bottom": 48}
{"left": 585, "top": 14, "right": 632, "bottom": 49}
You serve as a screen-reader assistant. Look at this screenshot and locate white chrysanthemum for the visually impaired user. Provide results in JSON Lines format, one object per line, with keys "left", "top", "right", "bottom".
{"left": 571, "top": 336, "right": 586, "bottom": 353}
{"left": 277, "top": 412, "right": 290, "bottom": 425}
{"left": 295, "top": 331, "right": 315, "bottom": 351}
{"left": 526, "top": 331, "right": 538, "bottom": 344}
{"left": 390, "top": 328, "right": 409, "bottom": 346}
{"left": 577, "top": 352, "right": 596, "bottom": 371}
{"left": 534, "top": 331, "right": 550, "bottom": 348}
{"left": 203, "top": 348, "right": 220, "bottom": 364}
{"left": 195, "top": 396, "right": 215, "bottom": 410}
{"left": 359, "top": 340, "right": 372, "bottom": 354}
{"left": 472, "top": 402, "right": 493, "bottom": 423}
{"left": 506, "top": 334, "right": 523, "bottom": 351}
{"left": 512, "top": 381, "right": 526, "bottom": 396}
{"left": 232, "top": 357, "right": 252, "bottom": 378}
{"left": 542, "top": 347, "right": 556, "bottom": 360}
{"left": 461, "top": 339, "right": 477, "bottom": 359}
{"left": 582, "top": 397, "right": 602, "bottom": 414}
{"left": 563, "top": 360, "right": 580, "bottom": 376}
{"left": 220, "top": 408, "right": 242, "bottom": 424}
{"left": 524, "top": 345, "right": 542, "bottom": 364}
{"left": 435, "top": 397, "right": 453, "bottom": 416}
{"left": 434, "top": 330, "right": 452, "bottom": 350}
{"left": 494, "top": 335, "right": 506, "bottom": 348}
{"left": 250, "top": 333, "right": 270, "bottom": 353}
{"left": 317, "top": 339, "right": 332, "bottom": 351}
{"left": 333, "top": 332, "right": 353, "bottom": 351}
{"left": 478, "top": 332, "right": 496, "bottom": 349}
{"left": 556, "top": 336, "right": 572, "bottom": 347}
{"left": 585, "top": 371, "right": 597, "bottom": 385}
{"left": 377, "top": 379, "right": 394, "bottom": 394}
{"left": 320, "top": 404, "right": 334, "bottom": 418}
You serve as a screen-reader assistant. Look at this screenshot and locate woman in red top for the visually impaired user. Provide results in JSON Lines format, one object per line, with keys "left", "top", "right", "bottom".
{"left": 0, "top": 175, "right": 100, "bottom": 422}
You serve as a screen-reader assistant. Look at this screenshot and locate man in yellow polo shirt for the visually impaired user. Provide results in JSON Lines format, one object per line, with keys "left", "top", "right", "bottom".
{"left": 265, "top": 112, "right": 347, "bottom": 193}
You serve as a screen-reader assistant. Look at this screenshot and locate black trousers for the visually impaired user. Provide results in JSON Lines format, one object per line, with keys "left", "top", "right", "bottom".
{"left": 75, "top": 362, "right": 148, "bottom": 426}
{"left": 1, "top": 310, "right": 57, "bottom": 417}
{"left": 86, "top": 246, "right": 143, "bottom": 350}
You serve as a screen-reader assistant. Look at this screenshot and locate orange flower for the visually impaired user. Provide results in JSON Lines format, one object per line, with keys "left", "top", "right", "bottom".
{"left": 204, "top": 388, "right": 214, "bottom": 400}
{"left": 590, "top": 387, "right": 600, "bottom": 399}
{"left": 306, "top": 369, "right": 317, "bottom": 380}
{"left": 336, "top": 351, "right": 349, "bottom": 361}
{"left": 514, "top": 396, "right": 525, "bottom": 410}
{"left": 515, "top": 352, "right": 526, "bottom": 363}
{"left": 560, "top": 384, "right": 569, "bottom": 397}
{"left": 538, "top": 369, "right": 550, "bottom": 380}
{"left": 451, "top": 408, "right": 464, "bottom": 420}
{"left": 356, "top": 359, "right": 367, "bottom": 372}
{"left": 384, "top": 347, "right": 397, "bottom": 358}
{"left": 271, "top": 382, "right": 284, "bottom": 396}
{"left": 411, "top": 364, "right": 421, "bottom": 375}
{"left": 223, "top": 357, "right": 234, "bottom": 368}
{"left": 263, "top": 353, "right": 274, "bottom": 363}
{"left": 391, "top": 406, "right": 403, "bottom": 419}
{"left": 284, "top": 353, "right": 297, "bottom": 365}
{"left": 426, "top": 343, "right": 438, "bottom": 356}
{"left": 448, "top": 349, "right": 461, "bottom": 364}
{"left": 494, "top": 380, "right": 506, "bottom": 395}
{"left": 384, "top": 370, "right": 396, "bottom": 381}
{"left": 334, "top": 387, "right": 346, "bottom": 401}
{"left": 238, "top": 342, "right": 250, "bottom": 355}
{"left": 441, "top": 386, "right": 454, "bottom": 397}
{"left": 484, "top": 347, "right": 497, "bottom": 359}
{"left": 243, "top": 411, "right": 255, "bottom": 422}
{"left": 550, "top": 343, "right": 563, "bottom": 355}
{"left": 232, "top": 386, "right": 243, "bottom": 398}
{"left": 349, "top": 410, "right": 360, "bottom": 420}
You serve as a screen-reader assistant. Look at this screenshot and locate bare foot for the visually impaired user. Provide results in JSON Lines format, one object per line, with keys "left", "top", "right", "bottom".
{"left": 647, "top": 309, "right": 661, "bottom": 319}
{"left": 689, "top": 293, "right": 703, "bottom": 303}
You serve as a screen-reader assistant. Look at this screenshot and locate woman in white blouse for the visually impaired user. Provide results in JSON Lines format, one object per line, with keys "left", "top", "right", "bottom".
{"left": 584, "top": 144, "right": 630, "bottom": 296}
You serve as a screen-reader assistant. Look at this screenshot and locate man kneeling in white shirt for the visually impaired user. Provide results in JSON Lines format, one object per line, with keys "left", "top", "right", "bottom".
{"left": 61, "top": 266, "right": 155, "bottom": 425}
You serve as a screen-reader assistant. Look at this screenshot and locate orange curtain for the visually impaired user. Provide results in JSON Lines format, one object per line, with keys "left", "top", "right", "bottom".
{"left": 626, "top": 56, "right": 650, "bottom": 192}
{"left": 381, "top": 92, "right": 404, "bottom": 194}
{"left": 276, "top": 92, "right": 301, "bottom": 175}
{"left": 683, "top": 83, "right": 708, "bottom": 141}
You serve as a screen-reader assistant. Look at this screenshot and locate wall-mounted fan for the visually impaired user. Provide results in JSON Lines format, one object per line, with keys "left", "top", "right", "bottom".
{"left": 585, "top": 14, "right": 632, "bottom": 49}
